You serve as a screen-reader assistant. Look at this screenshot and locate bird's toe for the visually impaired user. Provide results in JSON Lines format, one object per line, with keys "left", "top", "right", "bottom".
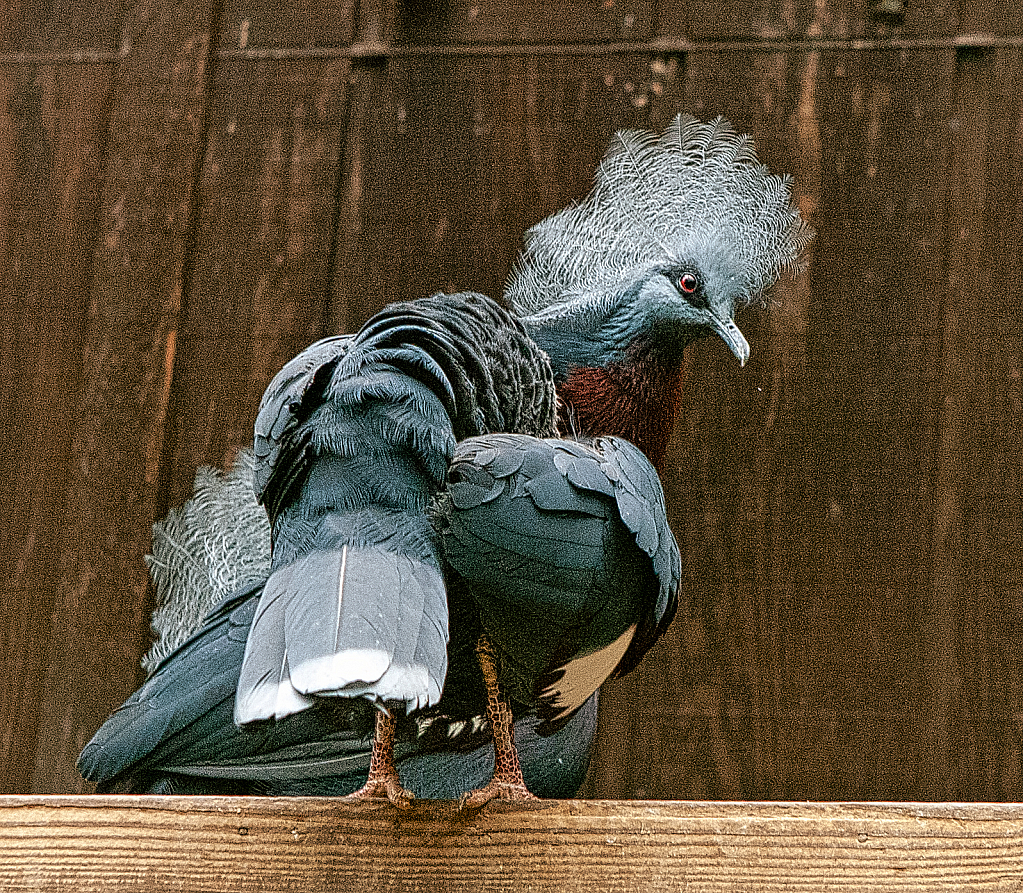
{"left": 341, "top": 776, "right": 416, "bottom": 810}
{"left": 458, "top": 779, "right": 539, "bottom": 810}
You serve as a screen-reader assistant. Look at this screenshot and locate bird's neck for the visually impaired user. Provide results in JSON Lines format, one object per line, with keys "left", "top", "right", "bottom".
{"left": 556, "top": 350, "right": 690, "bottom": 470}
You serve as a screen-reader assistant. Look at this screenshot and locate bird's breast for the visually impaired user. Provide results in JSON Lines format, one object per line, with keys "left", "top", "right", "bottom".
{"left": 557, "top": 355, "right": 688, "bottom": 468}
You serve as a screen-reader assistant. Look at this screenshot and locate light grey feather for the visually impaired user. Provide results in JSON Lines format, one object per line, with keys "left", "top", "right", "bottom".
{"left": 143, "top": 449, "right": 270, "bottom": 675}
{"left": 234, "top": 546, "right": 448, "bottom": 724}
{"left": 506, "top": 114, "right": 812, "bottom": 324}
{"left": 368, "top": 556, "right": 447, "bottom": 710}
{"left": 233, "top": 570, "right": 314, "bottom": 723}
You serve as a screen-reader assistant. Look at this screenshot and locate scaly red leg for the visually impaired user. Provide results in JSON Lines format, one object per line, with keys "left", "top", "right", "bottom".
{"left": 460, "top": 635, "right": 539, "bottom": 809}
{"left": 341, "top": 709, "right": 415, "bottom": 809}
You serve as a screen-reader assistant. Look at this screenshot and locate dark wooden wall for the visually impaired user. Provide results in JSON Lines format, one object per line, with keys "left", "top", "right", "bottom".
{"left": 1, "top": 0, "right": 1020, "bottom": 798}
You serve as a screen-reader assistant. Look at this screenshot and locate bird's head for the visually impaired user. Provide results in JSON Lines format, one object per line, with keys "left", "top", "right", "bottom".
{"left": 507, "top": 114, "right": 812, "bottom": 378}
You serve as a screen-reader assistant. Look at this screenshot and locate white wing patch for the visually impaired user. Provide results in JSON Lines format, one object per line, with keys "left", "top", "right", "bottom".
{"left": 541, "top": 624, "right": 637, "bottom": 722}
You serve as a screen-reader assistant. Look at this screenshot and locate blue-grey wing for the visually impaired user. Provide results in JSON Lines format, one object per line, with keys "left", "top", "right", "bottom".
{"left": 440, "top": 434, "right": 680, "bottom": 730}
{"left": 251, "top": 334, "right": 354, "bottom": 520}
{"left": 77, "top": 582, "right": 269, "bottom": 787}
{"left": 588, "top": 435, "right": 681, "bottom": 675}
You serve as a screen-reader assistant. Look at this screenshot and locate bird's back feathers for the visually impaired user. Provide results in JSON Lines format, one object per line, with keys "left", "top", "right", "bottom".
{"left": 254, "top": 293, "right": 558, "bottom": 528}
{"left": 236, "top": 293, "right": 560, "bottom": 724}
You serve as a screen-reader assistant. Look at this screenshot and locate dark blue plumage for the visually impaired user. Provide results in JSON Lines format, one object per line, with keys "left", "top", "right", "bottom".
{"left": 79, "top": 115, "right": 811, "bottom": 804}
{"left": 442, "top": 434, "right": 678, "bottom": 730}
{"left": 80, "top": 580, "right": 597, "bottom": 798}
{"left": 234, "top": 293, "right": 557, "bottom": 731}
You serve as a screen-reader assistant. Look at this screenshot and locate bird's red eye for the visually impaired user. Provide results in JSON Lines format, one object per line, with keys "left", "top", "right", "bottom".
{"left": 679, "top": 272, "right": 699, "bottom": 294}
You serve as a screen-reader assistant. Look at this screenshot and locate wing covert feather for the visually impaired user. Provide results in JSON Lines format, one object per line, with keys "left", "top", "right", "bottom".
{"left": 440, "top": 434, "right": 681, "bottom": 726}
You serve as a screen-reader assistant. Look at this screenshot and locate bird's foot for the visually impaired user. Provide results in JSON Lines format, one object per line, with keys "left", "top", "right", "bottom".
{"left": 341, "top": 774, "right": 416, "bottom": 810}
{"left": 339, "top": 707, "right": 414, "bottom": 809}
{"left": 461, "top": 636, "right": 540, "bottom": 810}
{"left": 459, "top": 778, "right": 539, "bottom": 810}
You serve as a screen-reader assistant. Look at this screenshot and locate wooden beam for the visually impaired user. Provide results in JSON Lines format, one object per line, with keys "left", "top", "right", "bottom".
{"left": 26, "top": 0, "right": 221, "bottom": 795}
{"left": 0, "top": 62, "right": 116, "bottom": 795}
{"left": 1, "top": 797, "right": 1022, "bottom": 891}
{"left": 208, "top": 33, "right": 1023, "bottom": 61}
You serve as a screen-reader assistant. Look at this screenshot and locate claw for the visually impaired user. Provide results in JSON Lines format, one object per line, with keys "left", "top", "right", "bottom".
{"left": 459, "top": 778, "right": 538, "bottom": 810}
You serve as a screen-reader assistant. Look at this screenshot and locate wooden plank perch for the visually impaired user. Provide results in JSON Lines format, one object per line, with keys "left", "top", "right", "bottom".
{"left": 1, "top": 797, "right": 1022, "bottom": 891}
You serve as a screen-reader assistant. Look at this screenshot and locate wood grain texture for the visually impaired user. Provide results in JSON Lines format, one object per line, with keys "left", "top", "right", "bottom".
{"left": 921, "top": 44, "right": 1023, "bottom": 801}
{"left": 959, "top": 2, "right": 1023, "bottom": 37}
{"left": 0, "top": 0, "right": 124, "bottom": 55}
{"left": 390, "top": 0, "right": 653, "bottom": 46}
{"left": 217, "top": 0, "right": 356, "bottom": 51}
{"left": 25, "top": 0, "right": 221, "bottom": 795}
{"left": 0, "top": 63, "right": 114, "bottom": 795}
{"left": 658, "top": 0, "right": 957, "bottom": 42}
{"left": 2, "top": 797, "right": 1023, "bottom": 891}
{"left": 161, "top": 57, "right": 350, "bottom": 509}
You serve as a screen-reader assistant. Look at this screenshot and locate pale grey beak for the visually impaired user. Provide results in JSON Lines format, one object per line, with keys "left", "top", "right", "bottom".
{"left": 709, "top": 316, "right": 750, "bottom": 367}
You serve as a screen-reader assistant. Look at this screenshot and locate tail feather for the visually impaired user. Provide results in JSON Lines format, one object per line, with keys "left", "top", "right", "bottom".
{"left": 284, "top": 547, "right": 399, "bottom": 683}
{"left": 232, "top": 573, "right": 315, "bottom": 723}
{"left": 234, "top": 545, "right": 448, "bottom": 725}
